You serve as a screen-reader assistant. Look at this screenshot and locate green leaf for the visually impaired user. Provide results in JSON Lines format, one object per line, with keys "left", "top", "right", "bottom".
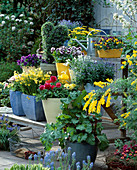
{"left": 76, "top": 124, "right": 85, "bottom": 131}
{"left": 97, "top": 133, "right": 109, "bottom": 151}
{"left": 71, "top": 118, "right": 79, "bottom": 124}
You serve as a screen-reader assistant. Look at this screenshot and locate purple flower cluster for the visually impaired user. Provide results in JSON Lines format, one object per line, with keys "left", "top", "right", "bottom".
{"left": 0, "top": 115, "right": 20, "bottom": 132}
{"left": 51, "top": 46, "right": 82, "bottom": 63}
{"left": 58, "top": 19, "right": 83, "bottom": 30}
{"left": 17, "top": 54, "right": 47, "bottom": 67}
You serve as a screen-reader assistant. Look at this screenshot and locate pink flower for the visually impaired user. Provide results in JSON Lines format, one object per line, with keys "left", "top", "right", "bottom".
{"left": 44, "top": 83, "right": 51, "bottom": 90}
{"left": 50, "top": 76, "right": 57, "bottom": 83}
{"left": 51, "top": 85, "right": 55, "bottom": 90}
{"left": 121, "top": 156, "right": 124, "bottom": 159}
{"left": 56, "top": 82, "right": 62, "bottom": 88}
{"left": 4, "top": 83, "right": 8, "bottom": 89}
{"left": 45, "top": 80, "right": 52, "bottom": 83}
{"left": 39, "top": 85, "right": 45, "bottom": 90}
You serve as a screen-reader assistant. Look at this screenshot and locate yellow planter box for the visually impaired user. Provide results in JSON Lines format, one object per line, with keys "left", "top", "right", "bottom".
{"left": 56, "top": 63, "right": 71, "bottom": 81}
{"left": 97, "top": 49, "right": 123, "bottom": 58}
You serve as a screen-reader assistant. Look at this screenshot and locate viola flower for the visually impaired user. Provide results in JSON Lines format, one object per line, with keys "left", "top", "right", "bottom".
{"left": 50, "top": 76, "right": 57, "bottom": 83}
{"left": 39, "top": 85, "right": 45, "bottom": 90}
{"left": 56, "top": 82, "right": 62, "bottom": 88}
{"left": 44, "top": 83, "right": 51, "bottom": 90}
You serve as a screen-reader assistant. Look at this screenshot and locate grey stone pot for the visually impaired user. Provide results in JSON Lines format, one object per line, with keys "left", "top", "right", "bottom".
{"left": 65, "top": 141, "right": 98, "bottom": 169}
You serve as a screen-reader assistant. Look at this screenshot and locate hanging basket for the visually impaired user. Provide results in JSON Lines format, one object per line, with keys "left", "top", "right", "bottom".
{"left": 97, "top": 48, "right": 122, "bottom": 58}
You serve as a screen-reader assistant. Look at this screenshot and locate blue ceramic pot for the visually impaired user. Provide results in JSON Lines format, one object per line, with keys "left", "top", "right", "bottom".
{"left": 9, "top": 90, "right": 25, "bottom": 116}
{"left": 21, "top": 94, "right": 45, "bottom": 121}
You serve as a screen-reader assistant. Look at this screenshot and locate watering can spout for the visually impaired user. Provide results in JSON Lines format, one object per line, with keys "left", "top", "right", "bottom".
{"left": 72, "top": 39, "right": 87, "bottom": 52}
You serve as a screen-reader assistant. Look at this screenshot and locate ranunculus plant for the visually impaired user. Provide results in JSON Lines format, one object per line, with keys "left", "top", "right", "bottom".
{"left": 37, "top": 76, "right": 77, "bottom": 100}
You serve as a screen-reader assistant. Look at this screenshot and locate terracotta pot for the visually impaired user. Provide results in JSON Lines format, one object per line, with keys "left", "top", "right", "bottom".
{"left": 97, "top": 48, "right": 122, "bottom": 58}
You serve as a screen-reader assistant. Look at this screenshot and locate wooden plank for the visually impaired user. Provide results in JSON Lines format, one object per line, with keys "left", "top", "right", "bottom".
{"left": 0, "top": 113, "right": 46, "bottom": 129}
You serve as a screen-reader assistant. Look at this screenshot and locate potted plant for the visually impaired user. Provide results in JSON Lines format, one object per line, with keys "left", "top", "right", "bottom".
{"left": 68, "top": 56, "right": 115, "bottom": 92}
{"left": 94, "top": 36, "right": 124, "bottom": 58}
{"left": 17, "top": 54, "right": 47, "bottom": 72}
{"left": 51, "top": 46, "right": 82, "bottom": 81}
{"left": 106, "top": 139, "right": 137, "bottom": 170}
{"left": 40, "top": 90, "right": 109, "bottom": 167}
{"left": 12, "top": 68, "right": 50, "bottom": 121}
{"left": 37, "top": 75, "right": 77, "bottom": 123}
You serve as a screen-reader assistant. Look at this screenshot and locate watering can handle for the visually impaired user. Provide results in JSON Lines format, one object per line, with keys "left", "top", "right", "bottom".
{"left": 87, "top": 29, "right": 107, "bottom": 38}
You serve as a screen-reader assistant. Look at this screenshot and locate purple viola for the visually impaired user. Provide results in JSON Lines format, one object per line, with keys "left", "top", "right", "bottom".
{"left": 17, "top": 54, "right": 47, "bottom": 68}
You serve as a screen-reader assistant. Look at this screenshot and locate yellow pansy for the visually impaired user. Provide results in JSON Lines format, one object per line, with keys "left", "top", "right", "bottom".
{"left": 122, "top": 61, "right": 126, "bottom": 65}
{"left": 106, "top": 78, "right": 113, "bottom": 83}
{"left": 121, "top": 65, "right": 124, "bottom": 69}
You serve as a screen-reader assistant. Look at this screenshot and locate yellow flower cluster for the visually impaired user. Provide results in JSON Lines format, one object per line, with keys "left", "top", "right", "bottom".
{"left": 14, "top": 68, "right": 50, "bottom": 86}
{"left": 121, "top": 50, "right": 137, "bottom": 69}
{"left": 83, "top": 87, "right": 112, "bottom": 114}
{"left": 94, "top": 37, "right": 123, "bottom": 50}
{"left": 69, "top": 26, "right": 100, "bottom": 38}
{"left": 58, "top": 74, "right": 70, "bottom": 84}
{"left": 64, "top": 83, "right": 76, "bottom": 90}
{"left": 121, "top": 112, "right": 131, "bottom": 119}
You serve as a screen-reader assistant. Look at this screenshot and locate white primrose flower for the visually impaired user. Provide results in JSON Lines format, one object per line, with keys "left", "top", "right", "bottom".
{"left": 12, "top": 26, "right": 16, "bottom": 31}
{"left": 15, "top": 19, "right": 19, "bottom": 22}
{"left": 19, "top": 19, "right": 22, "bottom": 22}
{"left": 0, "top": 14, "right": 5, "bottom": 17}
{"left": 11, "top": 15, "right": 15, "bottom": 18}
{"left": 30, "top": 22, "right": 33, "bottom": 25}
{"left": 28, "top": 17, "right": 33, "bottom": 20}
{"left": 30, "top": 29, "right": 34, "bottom": 32}
{"left": 5, "top": 16, "right": 9, "bottom": 19}
{"left": 24, "top": 20, "right": 28, "bottom": 23}
{"left": 19, "top": 14, "right": 24, "bottom": 17}
{"left": 2, "top": 21, "right": 5, "bottom": 25}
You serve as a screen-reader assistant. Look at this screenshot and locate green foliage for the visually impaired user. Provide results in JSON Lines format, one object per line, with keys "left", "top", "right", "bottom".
{"left": 41, "top": 22, "right": 69, "bottom": 63}
{"left": 5, "top": 163, "right": 49, "bottom": 170}
{"left": 44, "top": 0, "right": 95, "bottom": 26}
{"left": 69, "top": 56, "right": 115, "bottom": 85}
{"left": 0, "top": 61, "right": 22, "bottom": 82}
{"left": 40, "top": 90, "right": 109, "bottom": 151}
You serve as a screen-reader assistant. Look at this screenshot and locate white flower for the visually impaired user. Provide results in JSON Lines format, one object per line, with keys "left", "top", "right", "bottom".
{"left": 19, "top": 19, "right": 22, "bottom": 22}
{"left": 24, "top": 20, "right": 28, "bottom": 23}
{"left": 19, "top": 14, "right": 24, "bottom": 17}
{"left": 28, "top": 17, "right": 33, "bottom": 20}
{"left": 15, "top": 19, "right": 19, "bottom": 22}
{"left": 5, "top": 16, "right": 9, "bottom": 19}
{"left": 30, "top": 29, "right": 34, "bottom": 32}
{"left": 0, "top": 14, "right": 5, "bottom": 17}
{"left": 2, "top": 21, "right": 5, "bottom": 25}
{"left": 11, "top": 18, "right": 15, "bottom": 21}
{"left": 27, "top": 41, "right": 34, "bottom": 45}
{"left": 12, "top": 26, "right": 16, "bottom": 31}
{"left": 11, "top": 15, "right": 15, "bottom": 18}
{"left": 30, "top": 22, "right": 33, "bottom": 25}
